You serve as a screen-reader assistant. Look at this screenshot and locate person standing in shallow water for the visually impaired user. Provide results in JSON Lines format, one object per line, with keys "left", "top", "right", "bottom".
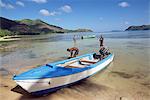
{"left": 99, "top": 35, "right": 104, "bottom": 47}
{"left": 73, "top": 35, "right": 76, "bottom": 47}
{"left": 98, "top": 35, "right": 105, "bottom": 59}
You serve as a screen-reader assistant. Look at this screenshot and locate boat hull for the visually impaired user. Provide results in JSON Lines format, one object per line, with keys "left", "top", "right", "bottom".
{"left": 15, "top": 54, "right": 114, "bottom": 95}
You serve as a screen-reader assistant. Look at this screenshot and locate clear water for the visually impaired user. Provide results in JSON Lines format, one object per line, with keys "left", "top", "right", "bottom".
{"left": 0, "top": 30, "right": 150, "bottom": 99}
{"left": 0, "top": 30, "right": 149, "bottom": 72}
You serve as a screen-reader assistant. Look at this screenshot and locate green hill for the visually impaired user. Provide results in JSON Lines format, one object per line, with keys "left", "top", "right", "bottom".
{"left": 0, "top": 17, "right": 64, "bottom": 36}
{"left": 0, "top": 17, "right": 93, "bottom": 37}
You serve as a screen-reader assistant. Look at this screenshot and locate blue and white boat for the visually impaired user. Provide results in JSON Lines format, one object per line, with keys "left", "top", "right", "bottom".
{"left": 13, "top": 53, "right": 114, "bottom": 95}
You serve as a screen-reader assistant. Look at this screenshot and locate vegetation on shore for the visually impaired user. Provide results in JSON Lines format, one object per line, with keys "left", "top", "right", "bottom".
{"left": 125, "top": 25, "right": 150, "bottom": 31}
{"left": 0, "top": 17, "right": 93, "bottom": 37}
{"left": 0, "top": 29, "right": 12, "bottom": 37}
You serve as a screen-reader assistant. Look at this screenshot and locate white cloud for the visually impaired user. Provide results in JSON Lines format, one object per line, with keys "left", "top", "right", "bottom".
{"left": 16, "top": 1, "right": 24, "bottom": 7}
{"left": 0, "top": 0, "right": 14, "bottom": 9}
{"left": 0, "top": 0, "right": 5, "bottom": 7}
{"left": 7, "top": 4, "right": 14, "bottom": 9}
{"left": 39, "top": 9, "right": 60, "bottom": 16}
{"left": 60, "top": 5, "right": 72, "bottom": 13}
{"left": 49, "top": 11, "right": 61, "bottom": 16}
{"left": 32, "top": 0, "right": 47, "bottom": 3}
{"left": 118, "top": 2, "right": 129, "bottom": 8}
{"left": 39, "top": 5, "right": 72, "bottom": 17}
{"left": 39, "top": 9, "right": 50, "bottom": 16}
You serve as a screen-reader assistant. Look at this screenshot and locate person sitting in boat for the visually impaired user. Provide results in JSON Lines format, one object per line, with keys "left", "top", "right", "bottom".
{"left": 99, "top": 47, "right": 110, "bottom": 58}
{"left": 99, "top": 46, "right": 105, "bottom": 58}
{"left": 93, "top": 53, "right": 102, "bottom": 60}
{"left": 99, "top": 35, "right": 104, "bottom": 47}
{"left": 103, "top": 48, "right": 111, "bottom": 55}
{"left": 67, "top": 47, "right": 79, "bottom": 58}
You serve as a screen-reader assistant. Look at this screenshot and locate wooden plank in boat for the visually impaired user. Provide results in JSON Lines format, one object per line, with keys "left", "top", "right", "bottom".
{"left": 80, "top": 60, "right": 97, "bottom": 64}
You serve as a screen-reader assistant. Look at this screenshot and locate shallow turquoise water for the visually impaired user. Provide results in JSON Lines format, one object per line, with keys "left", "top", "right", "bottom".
{"left": 0, "top": 30, "right": 150, "bottom": 99}
{"left": 0, "top": 30, "right": 149, "bottom": 75}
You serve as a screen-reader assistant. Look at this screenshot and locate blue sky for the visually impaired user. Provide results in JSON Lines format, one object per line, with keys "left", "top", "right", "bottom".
{"left": 0, "top": 0, "right": 149, "bottom": 31}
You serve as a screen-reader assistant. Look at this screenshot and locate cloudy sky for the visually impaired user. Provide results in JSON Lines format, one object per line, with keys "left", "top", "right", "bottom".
{"left": 0, "top": 0, "right": 149, "bottom": 31}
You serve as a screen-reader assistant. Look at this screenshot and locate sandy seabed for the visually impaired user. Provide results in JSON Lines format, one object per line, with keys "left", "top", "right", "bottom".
{"left": 0, "top": 38, "right": 150, "bottom": 100}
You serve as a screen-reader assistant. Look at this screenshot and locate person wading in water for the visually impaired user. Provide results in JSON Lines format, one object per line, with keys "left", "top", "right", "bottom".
{"left": 99, "top": 35, "right": 104, "bottom": 47}
{"left": 73, "top": 35, "right": 76, "bottom": 47}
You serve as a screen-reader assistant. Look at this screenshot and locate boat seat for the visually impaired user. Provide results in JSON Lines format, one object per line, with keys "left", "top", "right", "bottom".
{"left": 80, "top": 59, "right": 97, "bottom": 64}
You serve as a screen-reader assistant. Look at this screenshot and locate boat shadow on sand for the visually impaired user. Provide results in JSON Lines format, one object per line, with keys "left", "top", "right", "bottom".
{"left": 11, "top": 78, "right": 115, "bottom": 100}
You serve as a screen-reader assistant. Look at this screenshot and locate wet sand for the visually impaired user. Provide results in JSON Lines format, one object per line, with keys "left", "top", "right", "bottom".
{"left": 0, "top": 37, "right": 150, "bottom": 100}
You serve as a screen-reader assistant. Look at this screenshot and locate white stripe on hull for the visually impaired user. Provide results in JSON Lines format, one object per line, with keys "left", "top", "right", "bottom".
{"left": 16, "top": 55, "right": 114, "bottom": 93}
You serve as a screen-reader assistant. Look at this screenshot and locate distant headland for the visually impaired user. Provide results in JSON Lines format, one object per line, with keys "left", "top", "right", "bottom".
{"left": 125, "top": 25, "right": 150, "bottom": 31}
{"left": 0, "top": 17, "right": 92, "bottom": 37}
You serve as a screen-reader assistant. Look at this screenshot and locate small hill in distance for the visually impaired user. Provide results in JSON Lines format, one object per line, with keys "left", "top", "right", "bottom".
{"left": 0, "top": 17, "right": 92, "bottom": 37}
{"left": 66, "top": 28, "right": 93, "bottom": 32}
{"left": 125, "top": 25, "right": 150, "bottom": 31}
